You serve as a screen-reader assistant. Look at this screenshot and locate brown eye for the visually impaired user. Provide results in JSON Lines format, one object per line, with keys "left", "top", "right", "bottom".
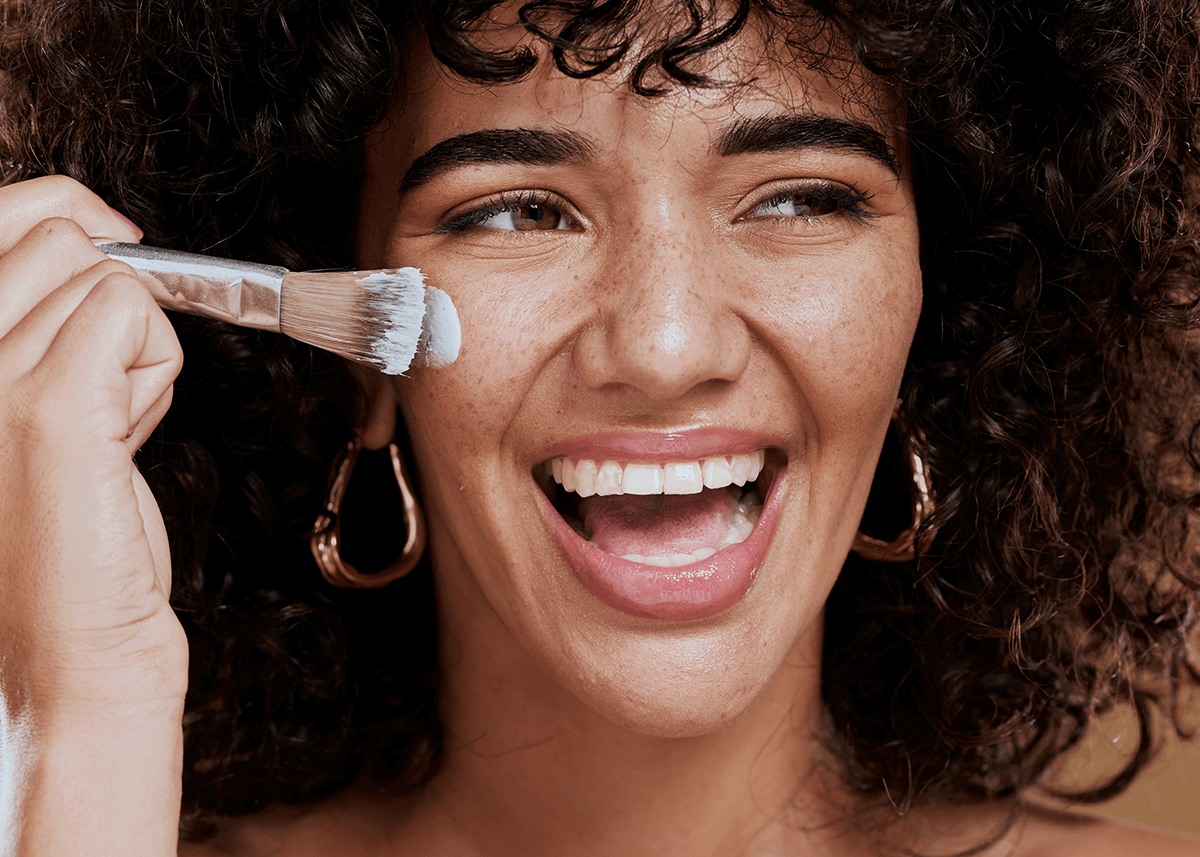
{"left": 437, "top": 191, "right": 579, "bottom": 234}
{"left": 751, "top": 192, "right": 840, "bottom": 218}
{"left": 471, "top": 198, "right": 573, "bottom": 232}
{"left": 743, "top": 183, "right": 876, "bottom": 225}
{"left": 509, "top": 203, "right": 567, "bottom": 231}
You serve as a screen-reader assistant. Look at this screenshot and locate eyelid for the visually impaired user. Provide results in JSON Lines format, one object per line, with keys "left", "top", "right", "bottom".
{"left": 738, "top": 179, "right": 878, "bottom": 225}
{"left": 435, "top": 189, "right": 580, "bottom": 233}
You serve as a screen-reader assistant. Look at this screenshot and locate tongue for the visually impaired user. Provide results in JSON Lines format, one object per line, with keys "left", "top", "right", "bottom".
{"left": 581, "top": 488, "right": 741, "bottom": 557}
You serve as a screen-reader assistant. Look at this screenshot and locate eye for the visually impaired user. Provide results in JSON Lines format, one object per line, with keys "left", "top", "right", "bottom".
{"left": 484, "top": 201, "right": 571, "bottom": 232}
{"left": 437, "top": 190, "right": 577, "bottom": 233}
{"left": 743, "top": 182, "right": 876, "bottom": 225}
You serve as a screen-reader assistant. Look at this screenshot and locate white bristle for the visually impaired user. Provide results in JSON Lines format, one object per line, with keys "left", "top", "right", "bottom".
{"left": 280, "top": 268, "right": 430, "bottom": 374}
{"left": 359, "top": 269, "right": 429, "bottom": 374}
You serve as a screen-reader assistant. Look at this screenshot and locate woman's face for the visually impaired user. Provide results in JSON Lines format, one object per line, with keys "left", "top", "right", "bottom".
{"left": 357, "top": 23, "right": 921, "bottom": 736}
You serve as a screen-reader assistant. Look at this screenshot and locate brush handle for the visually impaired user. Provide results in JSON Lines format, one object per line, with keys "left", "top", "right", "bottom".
{"left": 97, "top": 242, "right": 287, "bottom": 331}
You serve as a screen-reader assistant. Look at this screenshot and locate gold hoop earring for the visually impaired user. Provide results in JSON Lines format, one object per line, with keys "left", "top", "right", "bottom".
{"left": 851, "top": 415, "right": 935, "bottom": 563}
{"left": 311, "top": 439, "right": 427, "bottom": 588}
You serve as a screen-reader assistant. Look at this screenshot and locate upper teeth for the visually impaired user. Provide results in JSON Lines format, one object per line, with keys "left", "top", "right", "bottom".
{"left": 546, "top": 450, "right": 766, "bottom": 498}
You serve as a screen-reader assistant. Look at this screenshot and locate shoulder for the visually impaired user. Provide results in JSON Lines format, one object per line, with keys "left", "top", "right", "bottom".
{"left": 1002, "top": 807, "right": 1200, "bottom": 857}
{"left": 175, "top": 788, "right": 415, "bottom": 857}
{"left": 904, "top": 802, "right": 1200, "bottom": 857}
{"left": 176, "top": 803, "right": 324, "bottom": 856}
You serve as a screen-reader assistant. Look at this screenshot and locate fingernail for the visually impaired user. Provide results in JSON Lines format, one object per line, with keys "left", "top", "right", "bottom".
{"left": 108, "top": 206, "right": 144, "bottom": 239}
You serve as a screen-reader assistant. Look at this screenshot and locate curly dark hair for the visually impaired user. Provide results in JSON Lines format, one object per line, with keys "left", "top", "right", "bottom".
{"left": 3, "top": 0, "right": 1199, "bottom": 843}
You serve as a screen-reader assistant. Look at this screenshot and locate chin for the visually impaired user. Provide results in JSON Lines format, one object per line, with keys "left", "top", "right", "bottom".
{"left": 577, "top": 672, "right": 774, "bottom": 739}
{"left": 541, "top": 600, "right": 824, "bottom": 741}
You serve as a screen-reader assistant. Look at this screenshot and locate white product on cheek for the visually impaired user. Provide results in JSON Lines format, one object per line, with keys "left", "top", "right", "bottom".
{"left": 419, "top": 285, "right": 462, "bottom": 368}
{"left": 357, "top": 270, "right": 462, "bottom": 373}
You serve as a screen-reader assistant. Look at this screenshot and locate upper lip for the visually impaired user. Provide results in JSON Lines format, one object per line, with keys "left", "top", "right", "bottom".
{"left": 536, "top": 427, "right": 785, "bottom": 465}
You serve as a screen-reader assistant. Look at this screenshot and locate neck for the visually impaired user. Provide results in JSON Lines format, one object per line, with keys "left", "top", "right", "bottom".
{"left": 414, "top": 556, "right": 858, "bottom": 857}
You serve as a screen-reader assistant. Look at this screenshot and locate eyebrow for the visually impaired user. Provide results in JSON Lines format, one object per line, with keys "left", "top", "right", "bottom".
{"left": 398, "top": 128, "right": 595, "bottom": 192}
{"left": 715, "top": 114, "right": 899, "bottom": 175}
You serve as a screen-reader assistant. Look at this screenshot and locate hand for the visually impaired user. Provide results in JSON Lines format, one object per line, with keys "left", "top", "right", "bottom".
{"left": 0, "top": 176, "right": 187, "bottom": 718}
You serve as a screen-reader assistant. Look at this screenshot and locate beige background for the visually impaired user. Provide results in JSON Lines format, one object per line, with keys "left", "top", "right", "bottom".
{"left": 1035, "top": 699, "right": 1200, "bottom": 836}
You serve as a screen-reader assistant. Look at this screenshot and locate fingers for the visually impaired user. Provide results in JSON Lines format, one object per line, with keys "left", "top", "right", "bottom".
{"left": 126, "top": 384, "right": 175, "bottom": 453}
{"left": 124, "top": 304, "right": 182, "bottom": 449}
{"left": 0, "top": 178, "right": 179, "bottom": 452}
{"left": 34, "top": 271, "right": 183, "bottom": 443}
{"left": 0, "top": 251, "right": 141, "bottom": 362}
{"left": 2, "top": 270, "right": 183, "bottom": 449}
{"left": 0, "top": 217, "right": 137, "bottom": 339}
{"left": 0, "top": 177, "right": 145, "bottom": 337}
{"left": 131, "top": 468, "right": 174, "bottom": 598}
{"left": 0, "top": 175, "right": 143, "bottom": 254}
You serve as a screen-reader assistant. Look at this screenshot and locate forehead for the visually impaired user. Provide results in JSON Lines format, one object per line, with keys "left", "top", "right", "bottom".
{"left": 386, "top": 12, "right": 906, "bottom": 166}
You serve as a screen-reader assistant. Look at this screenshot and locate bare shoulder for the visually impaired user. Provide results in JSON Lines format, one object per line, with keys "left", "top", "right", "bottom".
{"left": 1006, "top": 806, "right": 1200, "bottom": 857}
{"left": 904, "top": 801, "right": 1200, "bottom": 857}
{"left": 175, "top": 803, "right": 330, "bottom": 856}
{"left": 174, "top": 787, "right": 417, "bottom": 857}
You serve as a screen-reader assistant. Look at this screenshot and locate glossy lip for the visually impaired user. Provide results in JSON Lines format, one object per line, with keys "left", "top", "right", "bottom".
{"left": 538, "top": 440, "right": 787, "bottom": 623}
{"left": 541, "top": 428, "right": 778, "bottom": 464}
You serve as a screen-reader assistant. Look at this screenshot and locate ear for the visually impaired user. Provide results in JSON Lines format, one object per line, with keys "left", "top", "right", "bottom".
{"left": 359, "top": 370, "right": 399, "bottom": 451}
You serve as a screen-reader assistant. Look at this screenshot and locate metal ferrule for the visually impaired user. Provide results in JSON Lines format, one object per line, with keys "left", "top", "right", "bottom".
{"left": 98, "top": 242, "right": 287, "bottom": 331}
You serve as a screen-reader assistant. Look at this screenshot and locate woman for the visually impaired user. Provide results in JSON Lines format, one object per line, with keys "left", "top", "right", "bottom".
{"left": 2, "top": 0, "right": 1199, "bottom": 853}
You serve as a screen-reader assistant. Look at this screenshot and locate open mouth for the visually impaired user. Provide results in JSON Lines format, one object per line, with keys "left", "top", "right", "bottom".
{"left": 535, "top": 450, "right": 784, "bottom": 569}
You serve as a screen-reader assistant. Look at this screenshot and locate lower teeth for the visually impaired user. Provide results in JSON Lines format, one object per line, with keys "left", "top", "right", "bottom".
{"left": 572, "top": 489, "right": 763, "bottom": 567}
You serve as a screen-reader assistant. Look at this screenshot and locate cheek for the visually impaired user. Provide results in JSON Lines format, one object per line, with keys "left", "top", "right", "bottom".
{"left": 396, "top": 369, "right": 507, "bottom": 486}
{"left": 393, "top": 247, "right": 606, "bottom": 464}
{"left": 399, "top": 288, "right": 545, "bottom": 439}
{"left": 761, "top": 249, "right": 922, "bottom": 426}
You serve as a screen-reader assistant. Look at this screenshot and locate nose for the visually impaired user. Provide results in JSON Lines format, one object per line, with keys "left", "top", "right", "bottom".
{"left": 572, "top": 223, "right": 752, "bottom": 401}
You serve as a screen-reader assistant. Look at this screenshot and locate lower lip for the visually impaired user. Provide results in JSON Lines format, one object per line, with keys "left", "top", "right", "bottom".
{"left": 540, "top": 466, "right": 785, "bottom": 622}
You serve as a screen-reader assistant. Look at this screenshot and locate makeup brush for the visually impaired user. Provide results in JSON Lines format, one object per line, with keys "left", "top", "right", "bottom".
{"left": 97, "top": 242, "right": 461, "bottom": 375}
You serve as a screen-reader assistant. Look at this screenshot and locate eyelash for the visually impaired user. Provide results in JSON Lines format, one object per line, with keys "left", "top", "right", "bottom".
{"left": 744, "top": 182, "right": 878, "bottom": 226}
{"left": 435, "top": 190, "right": 573, "bottom": 233}
{"left": 433, "top": 181, "right": 877, "bottom": 234}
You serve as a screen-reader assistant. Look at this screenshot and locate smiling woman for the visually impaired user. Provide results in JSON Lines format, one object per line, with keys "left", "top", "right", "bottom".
{"left": 353, "top": 29, "right": 921, "bottom": 754}
{"left": 1, "top": 1, "right": 1199, "bottom": 856}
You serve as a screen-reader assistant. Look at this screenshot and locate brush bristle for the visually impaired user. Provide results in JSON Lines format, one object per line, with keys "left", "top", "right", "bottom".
{"left": 279, "top": 268, "right": 427, "bottom": 374}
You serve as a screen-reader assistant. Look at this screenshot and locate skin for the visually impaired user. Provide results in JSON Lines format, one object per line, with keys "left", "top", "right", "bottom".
{"left": 0, "top": 14, "right": 1198, "bottom": 857}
